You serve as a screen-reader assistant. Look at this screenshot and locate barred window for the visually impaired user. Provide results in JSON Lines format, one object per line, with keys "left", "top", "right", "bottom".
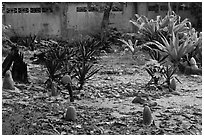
{"left": 76, "top": 7, "right": 87, "bottom": 12}
{"left": 30, "top": 8, "right": 41, "bottom": 13}
{"left": 88, "top": 6, "right": 99, "bottom": 12}
{"left": 6, "top": 8, "right": 17, "bottom": 13}
{"left": 18, "top": 8, "right": 29, "bottom": 13}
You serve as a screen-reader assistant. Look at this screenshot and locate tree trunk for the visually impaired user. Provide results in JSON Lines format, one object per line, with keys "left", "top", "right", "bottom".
{"left": 101, "top": 2, "right": 113, "bottom": 31}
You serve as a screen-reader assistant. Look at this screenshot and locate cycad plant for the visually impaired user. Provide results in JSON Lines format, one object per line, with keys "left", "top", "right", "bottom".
{"left": 144, "top": 59, "right": 165, "bottom": 85}
{"left": 147, "top": 32, "right": 196, "bottom": 67}
{"left": 129, "top": 3, "right": 191, "bottom": 50}
{"left": 118, "top": 38, "right": 142, "bottom": 59}
{"left": 148, "top": 49, "right": 168, "bottom": 64}
{"left": 184, "top": 30, "right": 202, "bottom": 68}
{"left": 74, "top": 37, "right": 100, "bottom": 62}
{"left": 162, "top": 65, "right": 181, "bottom": 89}
{"left": 130, "top": 14, "right": 165, "bottom": 46}
{"left": 74, "top": 61, "right": 100, "bottom": 90}
{"left": 44, "top": 59, "right": 62, "bottom": 82}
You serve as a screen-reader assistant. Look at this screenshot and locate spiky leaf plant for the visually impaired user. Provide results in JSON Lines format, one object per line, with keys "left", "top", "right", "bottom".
{"left": 144, "top": 59, "right": 165, "bottom": 85}
{"left": 74, "top": 61, "right": 100, "bottom": 90}
{"left": 147, "top": 32, "right": 196, "bottom": 67}
{"left": 162, "top": 65, "right": 181, "bottom": 88}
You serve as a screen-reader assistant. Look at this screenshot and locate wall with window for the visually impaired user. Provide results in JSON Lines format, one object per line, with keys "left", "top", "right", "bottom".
{"left": 3, "top": 2, "right": 200, "bottom": 39}
{"left": 65, "top": 2, "right": 135, "bottom": 39}
{"left": 3, "top": 3, "right": 61, "bottom": 38}
{"left": 3, "top": 2, "right": 135, "bottom": 39}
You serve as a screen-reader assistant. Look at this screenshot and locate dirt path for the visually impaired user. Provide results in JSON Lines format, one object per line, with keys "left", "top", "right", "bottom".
{"left": 2, "top": 51, "right": 202, "bottom": 135}
{"left": 74, "top": 53, "right": 202, "bottom": 134}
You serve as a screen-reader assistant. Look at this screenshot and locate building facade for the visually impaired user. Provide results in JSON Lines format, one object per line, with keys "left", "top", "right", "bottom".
{"left": 2, "top": 2, "right": 200, "bottom": 40}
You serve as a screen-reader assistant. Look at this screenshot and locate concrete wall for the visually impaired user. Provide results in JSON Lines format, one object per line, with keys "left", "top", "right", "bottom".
{"left": 3, "top": 2, "right": 135, "bottom": 39}
{"left": 3, "top": 2, "right": 199, "bottom": 40}
{"left": 4, "top": 3, "right": 61, "bottom": 38}
{"left": 65, "top": 3, "right": 103, "bottom": 39}
{"left": 109, "top": 3, "right": 135, "bottom": 32}
{"left": 65, "top": 2, "right": 135, "bottom": 39}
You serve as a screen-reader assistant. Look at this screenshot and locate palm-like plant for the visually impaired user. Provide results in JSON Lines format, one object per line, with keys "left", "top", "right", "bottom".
{"left": 144, "top": 59, "right": 164, "bottom": 85}
{"left": 45, "top": 59, "right": 62, "bottom": 82}
{"left": 129, "top": 5, "right": 191, "bottom": 50}
{"left": 74, "top": 61, "right": 100, "bottom": 90}
{"left": 162, "top": 65, "right": 181, "bottom": 88}
{"left": 74, "top": 38, "right": 100, "bottom": 62}
{"left": 185, "top": 30, "right": 202, "bottom": 67}
{"left": 130, "top": 14, "right": 164, "bottom": 44}
{"left": 148, "top": 49, "right": 168, "bottom": 64}
{"left": 148, "top": 32, "right": 196, "bottom": 67}
{"left": 118, "top": 39, "right": 141, "bottom": 57}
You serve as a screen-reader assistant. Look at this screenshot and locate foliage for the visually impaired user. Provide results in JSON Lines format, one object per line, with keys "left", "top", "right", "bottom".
{"left": 148, "top": 49, "right": 168, "bottom": 64}
{"left": 91, "top": 27, "right": 122, "bottom": 53}
{"left": 44, "top": 59, "right": 62, "bottom": 82}
{"left": 118, "top": 39, "right": 138, "bottom": 54}
{"left": 147, "top": 32, "right": 196, "bottom": 66}
{"left": 2, "top": 24, "right": 15, "bottom": 40}
{"left": 144, "top": 59, "right": 165, "bottom": 85}
{"left": 73, "top": 37, "right": 100, "bottom": 62}
{"left": 162, "top": 65, "right": 179, "bottom": 86}
{"left": 2, "top": 24, "right": 17, "bottom": 48}
{"left": 129, "top": 8, "right": 191, "bottom": 50}
{"left": 74, "top": 61, "right": 100, "bottom": 90}
{"left": 73, "top": 37, "right": 101, "bottom": 89}
{"left": 183, "top": 30, "right": 202, "bottom": 67}
{"left": 40, "top": 37, "right": 100, "bottom": 90}
{"left": 20, "top": 34, "right": 37, "bottom": 51}
{"left": 144, "top": 59, "right": 181, "bottom": 90}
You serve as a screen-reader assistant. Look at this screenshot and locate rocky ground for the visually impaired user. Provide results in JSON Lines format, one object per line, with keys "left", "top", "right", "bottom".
{"left": 2, "top": 49, "right": 202, "bottom": 135}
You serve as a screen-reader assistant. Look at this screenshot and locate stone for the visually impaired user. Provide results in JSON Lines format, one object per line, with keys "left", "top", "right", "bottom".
{"left": 65, "top": 106, "right": 77, "bottom": 121}
{"left": 3, "top": 70, "right": 15, "bottom": 90}
{"left": 51, "top": 82, "right": 58, "bottom": 96}
{"left": 169, "top": 78, "right": 176, "bottom": 91}
{"left": 143, "top": 105, "right": 153, "bottom": 126}
{"left": 132, "top": 96, "right": 146, "bottom": 104}
{"left": 61, "top": 75, "right": 72, "bottom": 85}
{"left": 190, "top": 57, "right": 197, "bottom": 66}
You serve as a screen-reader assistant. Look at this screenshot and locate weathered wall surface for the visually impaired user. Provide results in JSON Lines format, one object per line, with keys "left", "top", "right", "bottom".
{"left": 3, "top": 2, "right": 135, "bottom": 39}
{"left": 3, "top": 2, "right": 199, "bottom": 40}
{"left": 65, "top": 2, "right": 135, "bottom": 39}
{"left": 4, "top": 3, "right": 61, "bottom": 38}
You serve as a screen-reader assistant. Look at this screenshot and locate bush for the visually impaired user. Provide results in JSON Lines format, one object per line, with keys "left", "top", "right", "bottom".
{"left": 39, "top": 37, "right": 100, "bottom": 90}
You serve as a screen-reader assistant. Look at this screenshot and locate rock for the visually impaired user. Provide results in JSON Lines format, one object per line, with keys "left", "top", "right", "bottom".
{"left": 51, "top": 82, "right": 58, "bottom": 96}
{"left": 61, "top": 75, "right": 72, "bottom": 85}
{"left": 149, "top": 101, "right": 157, "bottom": 107}
{"left": 3, "top": 70, "right": 15, "bottom": 90}
{"left": 143, "top": 105, "right": 153, "bottom": 126}
{"left": 191, "top": 64, "right": 198, "bottom": 69}
{"left": 132, "top": 96, "right": 146, "bottom": 104}
{"left": 169, "top": 78, "right": 176, "bottom": 91}
{"left": 171, "top": 91, "right": 180, "bottom": 96}
{"left": 190, "top": 57, "right": 197, "bottom": 66}
{"left": 65, "top": 106, "right": 77, "bottom": 121}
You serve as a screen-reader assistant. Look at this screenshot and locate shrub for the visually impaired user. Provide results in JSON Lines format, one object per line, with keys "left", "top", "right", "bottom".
{"left": 146, "top": 32, "right": 196, "bottom": 67}
{"left": 74, "top": 61, "right": 100, "bottom": 90}
{"left": 41, "top": 37, "right": 100, "bottom": 90}
{"left": 91, "top": 27, "right": 123, "bottom": 53}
